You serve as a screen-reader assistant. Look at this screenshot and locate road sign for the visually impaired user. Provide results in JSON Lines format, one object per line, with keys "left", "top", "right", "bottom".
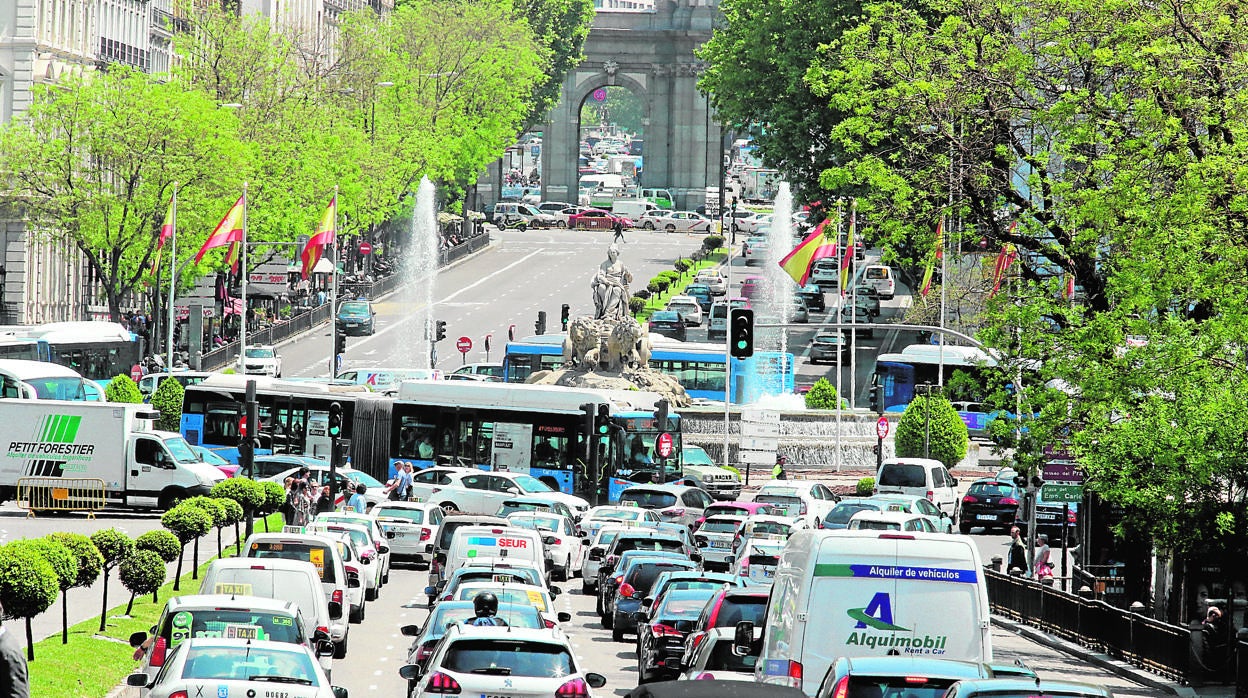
{"left": 456, "top": 336, "right": 472, "bottom": 353}
{"left": 239, "top": 415, "right": 248, "bottom": 437}
{"left": 740, "top": 450, "right": 778, "bottom": 465}
{"left": 131, "top": 364, "right": 143, "bottom": 382}
{"left": 740, "top": 436, "right": 779, "bottom": 452}
{"left": 876, "top": 416, "right": 890, "bottom": 439}
{"left": 656, "top": 432, "right": 675, "bottom": 458}
{"left": 1043, "top": 462, "right": 1086, "bottom": 483}
{"left": 1041, "top": 483, "right": 1083, "bottom": 502}
{"left": 358, "top": 241, "right": 373, "bottom": 255}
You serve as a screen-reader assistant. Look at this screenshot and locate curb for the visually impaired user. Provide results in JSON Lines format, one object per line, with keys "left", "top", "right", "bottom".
{"left": 991, "top": 615, "right": 1196, "bottom": 697}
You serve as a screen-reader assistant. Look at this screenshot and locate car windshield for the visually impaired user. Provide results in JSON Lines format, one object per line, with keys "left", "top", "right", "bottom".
{"left": 753, "top": 495, "right": 802, "bottom": 517}
{"left": 245, "top": 348, "right": 275, "bottom": 358}
{"left": 745, "top": 521, "right": 791, "bottom": 537}
{"left": 181, "top": 645, "right": 318, "bottom": 683}
{"left": 656, "top": 590, "right": 715, "bottom": 620}
{"left": 616, "top": 537, "right": 685, "bottom": 554}
{"left": 343, "top": 470, "right": 384, "bottom": 488}
{"left": 879, "top": 463, "right": 927, "bottom": 487}
{"left": 246, "top": 541, "right": 337, "bottom": 583}
{"left": 509, "top": 516, "right": 562, "bottom": 532}
{"left": 851, "top": 518, "right": 901, "bottom": 530}
{"left": 592, "top": 510, "right": 640, "bottom": 521}
{"left": 195, "top": 448, "right": 230, "bottom": 466}
{"left": 866, "top": 267, "right": 891, "bottom": 279}
{"left": 340, "top": 302, "right": 369, "bottom": 314}
{"left": 442, "top": 639, "right": 574, "bottom": 678}
{"left": 826, "top": 502, "right": 880, "bottom": 524}
{"left": 815, "top": 334, "right": 842, "bottom": 344}
{"left": 712, "top": 596, "right": 767, "bottom": 626}
{"left": 514, "top": 476, "right": 553, "bottom": 493}
{"left": 160, "top": 609, "right": 304, "bottom": 646}
{"left": 843, "top": 675, "right": 960, "bottom": 698}
{"left": 701, "top": 520, "right": 740, "bottom": 534}
{"left": 619, "top": 490, "right": 678, "bottom": 509}
{"left": 627, "top": 562, "right": 697, "bottom": 593}
{"left": 652, "top": 312, "right": 679, "bottom": 322}
{"left": 454, "top": 587, "right": 546, "bottom": 612}
{"left": 706, "top": 641, "right": 758, "bottom": 672}
{"left": 164, "top": 438, "right": 200, "bottom": 464}
{"left": 374, "top": 507, "right": 424, "bottom": 523}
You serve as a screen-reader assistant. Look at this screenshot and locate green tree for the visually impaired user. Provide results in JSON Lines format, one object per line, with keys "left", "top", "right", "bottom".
{"left": 119, "top": 550, "right": 168, "bottom": 616}
{"left": 895, "top": 395, "right": 968, "bottom": 469}
{"left": 258, "top": 481, "right": 287, "bottom": 533}
{"left": 90, "top": 529, "right": 135, "bottom": 632}
{"left": 186, "top": 496, "right": 229, "bottom": 562}
{"left": 47, "top": 531, "right": 103, "bottom": 643}
{"left": 0, "top": 67, "right": 244, "bottom": 323}
{"left": 8, "top": 538, "right": 75, "bottom": 645}
{"left": 804, "top": 377, "right": 841, "bottom": 410}
{"left": 161, "top": 503, "right": 212, "bottom": 591}
{"left": 104, "top": 374, "right": 143, "bottom": 404}
{"left": 511, "top": 0, "right": 595, "bottom": 129}
{"left": 135, "top": 529, "right": 181, "bottom": 603}
{"left": 211, "top": 478, "right": 267, "bottom": 539}
{"left": 0, "top": 543, "right": 59, "bottom": 660}
{"left": 150, "top": 377, "right": 185, "bottom": 432}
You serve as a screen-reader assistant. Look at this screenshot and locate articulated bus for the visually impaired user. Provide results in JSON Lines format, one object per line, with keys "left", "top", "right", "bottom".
{"left": 389, "top": 380, "right": 682, "bottom": 502}
{"left": 874, "top": 344, "right": 999, "bottom": 410}
{"left": 502, "top": 334, "right": 795, "bottom": 403}
{"left": 180, "top": 375, "right": 392, "bottom": 478}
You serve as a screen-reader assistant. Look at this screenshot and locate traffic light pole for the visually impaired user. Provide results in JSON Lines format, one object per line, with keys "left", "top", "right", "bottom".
{"left": 328, "top": 241, "right": 339, "bottom": 378}
{"left": 242, "top": 379, "right": 258, "bottom": 538}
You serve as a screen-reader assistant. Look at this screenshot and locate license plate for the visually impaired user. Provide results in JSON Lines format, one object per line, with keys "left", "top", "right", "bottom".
{"left": 347, "top": 323, "right": 358, "bottom": 327}
{"left": 1037, "top": 514, "right": 1057, "bottom": 521}
{"left": 712, "top": 541, "right": 731, "bottom": 548}
{"left": 976, "top": 515, "right": 996, "bottom": 521}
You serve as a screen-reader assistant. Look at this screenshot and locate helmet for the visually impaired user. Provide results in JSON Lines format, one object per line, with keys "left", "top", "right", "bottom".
{"left": 473, "top": 592, "right": 499, "bottom": 617}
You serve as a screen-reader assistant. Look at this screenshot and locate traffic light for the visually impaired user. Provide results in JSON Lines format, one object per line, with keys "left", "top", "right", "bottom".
{"left": 868, "top": 385, "right": 883, "bottom": 414}
{"left": 561, "top": 304, "right": 570, "bottom": 332}
{"left": 435, "top": 320, "right": 447, "bottom": 343}
{"left": 654, "top": 399, "right": 670, "bottom": 432}
{"left": 335, "top": 333, "right": 347, "bottom": 357}
{"left": 536, "top": 311, "right": 547, "bottom": 335}
{"left": 328, "top": 401, "right": 343, "bottom": 438}
{"left": 596, "top": 403, "right": 611, "bottom": 436}
{"left": 728, "top": 308, "right": 754, "bottom": 358}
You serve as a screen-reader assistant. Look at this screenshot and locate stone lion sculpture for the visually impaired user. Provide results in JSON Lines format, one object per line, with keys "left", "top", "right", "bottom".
{"left": 606, "top": 318, "right": 650, "bottom": 372}
{"left": 561, "top": 316, "right": 599, "bottom": 367}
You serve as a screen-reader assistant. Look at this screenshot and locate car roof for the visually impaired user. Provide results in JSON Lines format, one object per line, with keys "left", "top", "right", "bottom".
{"left": 443, "top": 622, "right": 568, "bottom": 644}
{"left": 841, "top": 656, "right": 987, "bottom": 678}
{"left": 850, "top": 510, "right": 921, "bottom": 522}
{"left": 624, "top": 483, "right": 701, "bottom": 494}
{"left": 209, "top": 557, "right": 318, "bottom": 572}
{"left": 167, "top": 594, "right": 298, "bottom": 613}
{"left": 372, "top": 501, "right": 439, "bottom": 510}
{"left": 177, "top": 637, "right": 316, "bottom": 653}
{"left": 949, "top": 678, "right": 1113, "bottom": 696}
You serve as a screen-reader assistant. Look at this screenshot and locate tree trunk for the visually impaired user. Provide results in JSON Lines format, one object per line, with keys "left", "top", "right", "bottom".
{"left": 263, "top": 509, "right": 270, "bottom": 532}
{"left": 126, "top": 592, "right": 136, "bottom": 616}
{"left": 25, "top": 617, "right": 34, "bottom": 661}
{"left": 233, "top": 521, "right": 241, "bottom": 555}
{"left": 174, "top": 545, "right": 185, "bottom": 591}
{"left": 217, "top": 526, "right": 223, "bottom": 559}
{"left": 99, "top": 568, "right": 110, "bottom": 632}
{"left": 192, "top": 536, "right": 200, "bottom": 579}
{"left": 62, "top": 592, "right": 68, "bottom": 644}
{"left": 246, "top": 508, "right": 256, "bottom": 539}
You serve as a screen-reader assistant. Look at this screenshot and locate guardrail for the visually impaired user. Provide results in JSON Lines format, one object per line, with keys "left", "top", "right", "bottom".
{"left": 17, "top": 477, "right": 107, "bottom": 518}
{"left": 198, "top": 234, "right": 491, "bottom": 371}
{"left": 986, "top": 568, "right": 1195, "bottom": 682}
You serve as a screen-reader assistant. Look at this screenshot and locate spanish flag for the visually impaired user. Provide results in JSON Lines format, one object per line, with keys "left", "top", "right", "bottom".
{"left": 301, "top": 196, "right": 337, "bottom": 280}
{"left": 918, "top": 219, "right": 944, "bottom": 297}
{"left": 778, "top": 219, "right": 837, "bottom": 286}
{"left": 839, "top": 202, "right": 856, "bottom": 296}
{"left": 987, "top": 223, "right": 1018, "bottom": 298}
{"left": 194, "top": 195, "right": 245, "bottom": 264}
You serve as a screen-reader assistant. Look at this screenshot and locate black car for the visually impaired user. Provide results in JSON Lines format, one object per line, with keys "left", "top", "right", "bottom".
{"left": 1018, "top": 491, "right": 1080, "bottom": 548}
{"left": 636, "top": 587, "right": 718, "bottom": 682}
{"left": 648, "top": 311, "right": 688, "bottom": 341}
{"left": 797, "top": 283, "right": 825, "bottom": 311}
{"left": 839, "top": 303, "right": 874, "bottom": 338}
{"left": 958, "top": 478, "right": 1020, "bottom": 534}
{"left": 612, "top": 558, "right": 699, "bottom": 641}
{"left": 597, "top": 550, "right": 689, "bottom": 625}
{"left": 336, "top": 299, "right": 376, "bottom": 336}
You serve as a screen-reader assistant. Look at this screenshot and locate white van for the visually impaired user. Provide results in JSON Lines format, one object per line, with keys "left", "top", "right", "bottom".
{"left": 0, "top": 359, "right": 103, "bottom": 401}
{"left": 444, "top": 524, "right": 546, "bottom": 579}
{"left": 875, "top": 458, "right": 959, "bottom": 517}
{"left": 863, "top": 264, "right": 896, "bottom": 299}
{"left": 708, "top": 300, "right": 729, "bottom": 340}
{"left": 754, "top": 529, "right": 992, "bottom": 694}
{"left": 611, "top": 199, "right": 659, "bottom": 220}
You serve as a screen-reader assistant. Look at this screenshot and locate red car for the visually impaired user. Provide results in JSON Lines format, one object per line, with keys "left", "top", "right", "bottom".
{"left": 740, "top": 276, "right": 769, "bottom": 300}
{"left": 569, "top": 208, "right": 634, "bottom": 230}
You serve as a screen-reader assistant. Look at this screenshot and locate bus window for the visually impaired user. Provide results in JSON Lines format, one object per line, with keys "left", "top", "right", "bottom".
{"left": 476, "top": 421, "right": 494, "bottom": 464}
{"left": 532, "top": 435, "right": 568, "bottom": 467}
{"left": 397, "top": 418, "right": 437, "bottom": 459}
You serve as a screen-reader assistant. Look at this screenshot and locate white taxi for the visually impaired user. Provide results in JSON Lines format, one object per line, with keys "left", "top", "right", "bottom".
{"left": 370, "top": 501, "right": 444, "bottom": 566}
{"left": 127, "top": 638, "right": 344, "bottom": 698}
{"left": 505, "top": 511, "right": 584, "bottom": 581}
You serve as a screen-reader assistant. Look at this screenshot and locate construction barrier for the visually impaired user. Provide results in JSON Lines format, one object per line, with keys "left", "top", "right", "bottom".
{"left": 17, "top": 477, "right": 107, "bottom": 518}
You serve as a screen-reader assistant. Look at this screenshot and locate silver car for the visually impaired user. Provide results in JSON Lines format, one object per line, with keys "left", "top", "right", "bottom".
{"left": 694, "top": 515, "right": 746, "bottom": 571}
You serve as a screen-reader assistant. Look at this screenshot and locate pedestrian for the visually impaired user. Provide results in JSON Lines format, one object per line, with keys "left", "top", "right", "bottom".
{"left": 280, "top": 477, "right": 297, "bottom": 526}
{"left": 612, "top": 218, "right": 626, "bottom": 244}
{"left": 772, "top": 455, "right": 788, "bottom": 481}
{"left": 1007, "top": 526, "right": 1027, "bottom": 575}
{"left": 1033, "top": 533, "right": 1052, "bottom": 581}
{"left": 0, "top": 601, "right": 30, "bottom": 698}
{"left": 347, "top": 483, "right": 368, "bottom": 513}
{"left": 1202, "top": 605, "right": 1228, "bottom": 672}
{"left": 315, "top": 485, "right": 334, "bottom": 515}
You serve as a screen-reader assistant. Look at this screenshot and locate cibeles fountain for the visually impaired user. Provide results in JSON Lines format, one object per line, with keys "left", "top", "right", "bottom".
{"left": 525, "top": 244, "right": 691, "bottom": 406}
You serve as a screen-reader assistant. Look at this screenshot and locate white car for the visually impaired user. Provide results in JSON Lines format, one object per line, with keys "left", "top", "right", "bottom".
{"left": 579, "top": 526, "right": 634, "bottom": 593}
{"left": 400, "top": 625, "right": 606, "bottom": 698}
{"left": 128, "top": 638, "right": 342, "bottom": 698}
{"left": 407, "top": 466, "right": 476, "bottom": 503}
{"left": 313, "top": 512, "right": 394, "bottom": 581}
{"left": 847, "top": 509, "right": 938, "bottom": 532}
{"left": 580, "top": 506, "right": 660, "bottom": 538}
{"left": 694, "top": 514, "right": 746, "bottom": 571}
{"left": 733, "top": 537, "right": 785, "bottom": 584}
{"left": 694, "top": 269, "right": 728, "bottom": 295}
{"left": 551, "top": 205, "right": 593, "bottom": 228}
{"left": 370, "top": 501, "right": 444, "bottom": 565}
{"left": 638, "top": 209, "right": 675, "bottom": 229}
{"left": 730, "top": 515, "right": 798, "bottom": 561}
{"left": 308, "top": 519, "right": 388, "bottom": 600}
{"left": 752, "top": 482, "right": 840, "bottom": 527}
{"left": 242, "top": 345, "right": 282, "bottom": 377}
{"left": 652, "top": 210, "right": 713, "bottom": 233}
{"left": 418, "top": 470, "right": 590, "bottom": 518}
{"left": 505, "top": 511, "right": 584, "bottom": 581}
{"left": 666, "top": 296, "right": 704, "bottom": 326}
{"left": 679, "top": 626, "right": 758, "bottom": 681}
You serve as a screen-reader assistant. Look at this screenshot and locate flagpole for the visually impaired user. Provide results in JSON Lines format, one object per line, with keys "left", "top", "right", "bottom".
{"left": 330, "top": 186, "right": 339, "bottom": 378}
{"left": 166, "top": 182, "right": 177, "bottom": 372}
{"left": 834, "top": 199, "right": 843, "bottom": 474}
{"left": 239, "top": 182, "right": 248, "bottom": 372}
{"left": 849, "top": 198, "right": 857, "bottom": 410}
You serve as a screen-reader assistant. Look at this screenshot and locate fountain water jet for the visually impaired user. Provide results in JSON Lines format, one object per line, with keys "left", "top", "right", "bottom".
{"left": 405, "top": 177, "right": 439, "bottom": 368}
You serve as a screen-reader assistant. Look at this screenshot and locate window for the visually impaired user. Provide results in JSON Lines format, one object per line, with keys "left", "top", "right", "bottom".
{"left": 443, "top": 639, "right": 573, "bottom": 678}
{"left": 414, "top": 469, "right": 450, "bottom": 485}
{"left": 531, "top": 435, "right": 568, "bottom": 467}
{"left": 461, "top": 475, "right": 490, "bottom": 490}
{"left": 135, "top": 438, "right": 166, "bottom": 468}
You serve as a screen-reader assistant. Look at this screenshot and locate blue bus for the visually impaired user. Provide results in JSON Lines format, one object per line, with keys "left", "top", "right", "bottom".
{"left": 873, "top": 344, "right": 998, "bottom": 411}
{"left": 0, "top": 337, "right": 51, "bottom": 362}
{"left": 502, "top": 334, "right": 795, "bottom": 403}
{"left": 389, "top": 381, "right": 682, "bottom": 502}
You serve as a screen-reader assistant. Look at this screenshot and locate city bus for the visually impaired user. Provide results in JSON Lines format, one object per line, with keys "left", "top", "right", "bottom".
{"left": 389, "top": 380, "right": 682, "bottom": 502}
{"left": 873, "top": 344, "right": 999, "bottom": 411}
{"left": 5, "top": 322, "right": 142, "bottom": 382}
{"left": 179, "top": 375, "right": 393, "bottom": 479}
{"left": 0, "top": 359, "right": 104, "bottom": 401}
{"left": 502, "top": 334, "right": 795, "bottom": 403}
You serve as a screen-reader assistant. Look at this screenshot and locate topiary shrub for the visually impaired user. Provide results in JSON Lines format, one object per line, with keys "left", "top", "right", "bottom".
{"left": 90, "top": 528, "right": 134, "bottom": 631}
{"left": 150, "top": 377, "right": 185, "bottom": 432}
{"left": 895, "top": 394, "right": 969, "bottom": 468}
{"left": 633, "top": 288, "right": 651, "bottom": 300}
{"left": 186, "top": 496, "right": 229, "bottom": 561}
{"left": 629, "top": 296, "right": 647, "bottom": 315}
{"left": 674, "top": 259, "right": 690, "bottom": 273}
{"left": 702, "top": 234, "right": 725, "bottom": 250}
{"left": 9, "top": 538, "right": 75, "bottom": 644}
{"left": 0, "top": 542, "right": 59, "bottom": 659}
{"left": 212, "top": 477, "right": 267, "bottom": 539}
{"left": 217, "top": 498, "right": 245, "bottom": 551}
{"left": 119, "top": 550, "right": 167, "bottom": 616}
{"left": 647, "top": 280, "right": 661, "bottom": 294}
{"left": 104, "top": 374, "right": 143, "bottom": 403}
{"left": 161, "top": 503, "right": 212, "bottom": 591}
{"left": 856, "top": 477, "right": 876, "bottom": 496}
{"left": 258, "top": 481, "right": 287, "bottom": 533}
{"left": 135, "top": 529, "right": 181, "bottom": 603}
{"left": 804, "top": 378, "right": 840, "bottom": 410}
{"left": 653, "top": 278, "right": 670, "bottom": 294}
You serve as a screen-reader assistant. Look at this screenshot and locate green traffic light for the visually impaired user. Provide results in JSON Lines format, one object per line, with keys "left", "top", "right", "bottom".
{"left": 736, "top": 340, "right": 747, "bottom": 349}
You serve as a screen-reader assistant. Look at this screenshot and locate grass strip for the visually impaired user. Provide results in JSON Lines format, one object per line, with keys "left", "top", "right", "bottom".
{"left": 28, "top": 513, "right": 283, "bottom": 698}
{"left": 636, "top": 250, "right": 728, "bottom": 322}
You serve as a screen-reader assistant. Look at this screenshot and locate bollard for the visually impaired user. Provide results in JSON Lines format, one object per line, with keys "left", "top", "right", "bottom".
{"left": 1129, "top": 601, "right": 1145, "bottom": 614}
{"left": 990, "top": 555, "right": 1003, "bottom": 573}
{"left": 1078, "top": 585, "right": 1095, "bottom": 600}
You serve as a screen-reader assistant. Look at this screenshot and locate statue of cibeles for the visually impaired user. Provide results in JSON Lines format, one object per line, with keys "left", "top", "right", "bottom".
{"left": 591, "top": 244, "right": 632, "bottom": 320}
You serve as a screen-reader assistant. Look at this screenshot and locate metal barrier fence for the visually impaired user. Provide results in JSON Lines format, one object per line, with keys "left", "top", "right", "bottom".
{"left": 986, "top": 569, "right": 1194, "bottom": 682}
{"left": 17, "top": 477, "right": 107, "bottom": 518}
{"left": 198, "top": 234, "right": 491, "bottom": 371}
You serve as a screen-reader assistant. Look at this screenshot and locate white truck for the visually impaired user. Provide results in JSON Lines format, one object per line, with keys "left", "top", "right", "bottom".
{"left": 0, "top": 400, "right": 225, "bottom": 509}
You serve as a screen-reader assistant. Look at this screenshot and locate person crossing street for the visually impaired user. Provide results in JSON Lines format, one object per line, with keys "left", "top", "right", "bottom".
{"left": 613, "top": 218, "right": 626, "bottom": 244}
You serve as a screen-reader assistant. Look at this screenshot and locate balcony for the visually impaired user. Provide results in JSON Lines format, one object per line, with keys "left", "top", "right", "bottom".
{"left": 150, "top": 7, "right": 174, "bottom": 38}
